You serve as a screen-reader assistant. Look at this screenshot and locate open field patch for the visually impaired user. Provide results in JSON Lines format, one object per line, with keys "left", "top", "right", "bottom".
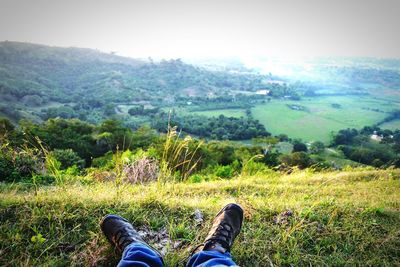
{"left": 252, "top": 96, "right": 397, "bottom": 143}
{"left": 380, "top": 119, "right": 400, "bottom": 130}
{"left": 190, "top": 109, "right": 247, "bottom": 118}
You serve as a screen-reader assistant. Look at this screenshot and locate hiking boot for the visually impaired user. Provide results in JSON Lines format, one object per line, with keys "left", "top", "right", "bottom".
{"left": 100, "top": 214, "right": 147, "bottom": 253}
{"left": 202, "top": 203, "right": 244, "bottom": 253}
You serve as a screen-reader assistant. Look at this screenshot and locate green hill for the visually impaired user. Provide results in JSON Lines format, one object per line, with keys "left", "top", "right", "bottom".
{"left": 1, "top": 169, "right": 399, "bottom": 266}
{"left": 0, "top": 41, "right": 268, "bottom": 124}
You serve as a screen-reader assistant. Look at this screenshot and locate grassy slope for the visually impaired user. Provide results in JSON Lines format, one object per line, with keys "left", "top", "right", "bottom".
{"left": 1, "top": 169, "right": 400, "bottom": 266}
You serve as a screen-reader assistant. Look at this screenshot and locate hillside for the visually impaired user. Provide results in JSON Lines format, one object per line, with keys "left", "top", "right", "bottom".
{"left": 0, "top": 41, "right": 268, "bottom": 124}
{"left": 1, "top": 169, "right": 399, "bottom": 266}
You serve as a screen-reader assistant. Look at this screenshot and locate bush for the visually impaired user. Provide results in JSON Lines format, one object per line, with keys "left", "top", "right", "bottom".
{"left": 242, "top": 160, "right": 270, "bottom": 176}
{"left": 49, "top": 149, "right": 85, "bottom": 170}
{"left": 0, "top": 117, "right": 15, "bottom": 137}
{"left": 310, "top": 141, "right": 325, "bottom": 154}
{"left": 309, "top": 156, "right": 333, "bottom": 171}
{"left": 280, "top": 152, "right": 311, "bottom": 169}
{"left": 188, "top": 174, "right": 204, "bottom": 183}
{"left": 0, "top": 146, "right": 44, "bottom": 182}
{"left": 91, "top": 151, "right": 114, "bottom": 169}
{"left": 292, "top": 140, "right": 308, "bottom": 152}
{"left": 123, "top": 157, "right": 159, "bottom": 184}
{"left": 0, "top": 155, "right": 19, "bottom": 182}
{"left": 214, "top": 165, "right": 235, "bottom": 178}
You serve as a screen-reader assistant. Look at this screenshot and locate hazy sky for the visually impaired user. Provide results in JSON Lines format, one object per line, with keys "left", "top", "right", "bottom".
{"left": 0, "top": 0, "right": 399, "bottom": 59}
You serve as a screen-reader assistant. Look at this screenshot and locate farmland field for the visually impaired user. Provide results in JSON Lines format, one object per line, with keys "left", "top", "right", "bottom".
{"left": 191, "top": 109, "right": 246, "bottom": 118}
{"left": 380, "top": 119, "right": 400, "bottom": 130}
{"left": 187, "top": 96, "right": 399, "bottom": 143}
{"left": 252, "top": 96, "right": 398, "bottom": 143}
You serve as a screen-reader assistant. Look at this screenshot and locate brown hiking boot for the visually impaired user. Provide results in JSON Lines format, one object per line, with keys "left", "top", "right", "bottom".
{"left": 202, "top": 203, "right": 244, "bottom": 253}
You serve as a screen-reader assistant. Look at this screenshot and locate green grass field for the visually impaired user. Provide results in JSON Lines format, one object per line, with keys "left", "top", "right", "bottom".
{"left": 191, "top": 109, "right": 246, "bottom": 118}
{"left": 252, "top": 97, "right": 398, "bottom": 142}
{"left": 186, "top": 96, "right": 399, "bottom": 143}
{"left": 381, "top": 119, "right": 400, "bottom": 131}
{"left": 251, "top": 96, "right": 398, "bottom": 143}
{"left": 1, "top": 169, "right": 399, "bottom": 266}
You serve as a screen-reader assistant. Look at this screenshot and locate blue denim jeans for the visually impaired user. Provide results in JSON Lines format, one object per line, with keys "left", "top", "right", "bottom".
{"left": 118, "top": 242, "right": 238, "bottom": 267}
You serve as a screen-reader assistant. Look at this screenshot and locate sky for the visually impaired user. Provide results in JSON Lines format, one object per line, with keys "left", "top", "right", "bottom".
{"left": 0, "top": 0, "right": 399, "bottom": 59}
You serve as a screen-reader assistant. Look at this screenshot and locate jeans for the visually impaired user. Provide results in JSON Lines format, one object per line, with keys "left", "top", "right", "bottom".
{"left": 118, "top": 242, "right": 238, "bottom": 267}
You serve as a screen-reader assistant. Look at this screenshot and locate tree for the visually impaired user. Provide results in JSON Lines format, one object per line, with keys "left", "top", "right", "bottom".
{"left": 331, "top": 128, "right": 358, "bottom": 146}
{"left": 0, "top": 117, "right": 14, "bottom": 137}
{"left": 280, "top": 152, "right": 311, "bottom": 169}
{"left": 292, "top": 140, "right": 308, "bottom": 152}
{"left": 310, "top": 141, "right": 325, "bottom": 154}
{"left": 50, "top": 149, "right": 85, "bottom": 169}
{"left": 128, "top": 105, "right": 145, "bottom": 116}
{"left": 21, "top": 118, "right": 97, "bottom": 164}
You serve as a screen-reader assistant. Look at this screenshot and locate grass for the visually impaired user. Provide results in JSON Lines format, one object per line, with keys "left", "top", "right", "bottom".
{"left": 183, "top": 95, "right": 398, "bottom": 143}
{"left": 191, "top": 109, "right": 247, "bottom": 118}
{"left": 380, "top": 119, "right": 400, "bottom": 131}
{"left": 1, "top": 168, "right": 400, "bottom": 266}
{"left": 252, "top": 96, "right": 398, "bottom": 143}
{"left": 316, "top": 148, "right": 364, "bottom": 168}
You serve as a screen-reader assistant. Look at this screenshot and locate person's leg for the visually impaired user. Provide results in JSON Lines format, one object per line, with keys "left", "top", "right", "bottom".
{"left": 186, "top": 203, "right": 243, "bottom": 267}
{"left": 118, "top": 242, "right": 164, "bottom": 267}
{"left": 186, "top": 250, "right": 237, "bottom": 267}
{"left": 100, "top": 214, "right": 164, "bottom": 267}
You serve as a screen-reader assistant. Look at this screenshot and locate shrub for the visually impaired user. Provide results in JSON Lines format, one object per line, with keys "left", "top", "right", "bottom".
{"left": 86, "top": 168, "right": 116, "bottom": 182}
{"left": 188, "top": 174, "right": 203, "bottom": 183}
{"left": 122, "top": 157, "right": 159, "bottom": 184}
{"left": 310, "top": 141, "right": 325, "bottom": 154}
{"left": 292, "top": 140, "right": 308, "bottom": 152}
{"left": 242, "top": 160, "right": 270, "bottom": 176}
{"left": 0, "top": 154, "right": 18, "bottom": 182}
{"left": 309, "top": 156, "right": 333, "bottom": 171}
{"left": 0, "top": 145, "right": 44, "bottom": 182}
{"left": 159, "top": 126, "right": 202, "bottom": 182}
{"left": 49, "top": 149, "right": 85, "bottom": 170}
{"left": 214, "top": 165, "right": 235, "bottom": 178}
{"left": 0, "top": 117, "right": 15, "bottom": 137}
{"left": 280, "top": 152, "right": 311, "bottom": 169}
{"left": 92, "top": 151, "right": 114, "bottom": 169}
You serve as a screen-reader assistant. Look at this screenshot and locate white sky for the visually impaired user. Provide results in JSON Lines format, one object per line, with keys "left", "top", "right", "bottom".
{"left": 0, "top": 0, "right": 399, "bottom": 59}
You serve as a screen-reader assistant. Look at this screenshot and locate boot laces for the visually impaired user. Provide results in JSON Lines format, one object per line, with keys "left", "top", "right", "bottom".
{"left": 208, "top": 222, "right": 233, "bottom": 248}
{"left": 114, "top": 227, "right": 135, "bottom": 250}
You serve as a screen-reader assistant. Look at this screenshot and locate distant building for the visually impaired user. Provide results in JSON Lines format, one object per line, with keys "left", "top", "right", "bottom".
{"left": 262, "top": 80, "right": 285, "bottom": 85}
{"left": 256, "top": 89, "right": 270, "bottom": 95}
{"left": 370, "top": 131, "right": 383, "bottom": 142}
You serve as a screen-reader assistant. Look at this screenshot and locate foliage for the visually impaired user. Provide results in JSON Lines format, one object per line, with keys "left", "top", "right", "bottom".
{"left": 309, "top": 141, "right": 325, "bottom": 154}
{"left": 159, "top": 125, "right": 202, "bottom": 182}
{"left": 214, "top": 165, "right": 235, "bottom": 178}
{"left": 241, "top": 157, "right": 271, "bottom": 176}
{"left": 331, "top": 128, "right": 359, "bottom": 146}
{"left": 292, "top": 140, "right": 308, "bottom": 152}
{"left": 280, "top": 152, "right": 312, "bottom": 169}
{"left": 332, "top": 126, "right": 400, "bottom": 167}
{"left": 122, "top": 157, "right": 159, "bottom": 184}
{"left": 49, "top": 149, "right": 85, "bottom": 170}
{"left": 0, "top": 144, "right": 44, "bottom": 182}
{"left": 153, "top": 113, "right": 270, "bottom": 140}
